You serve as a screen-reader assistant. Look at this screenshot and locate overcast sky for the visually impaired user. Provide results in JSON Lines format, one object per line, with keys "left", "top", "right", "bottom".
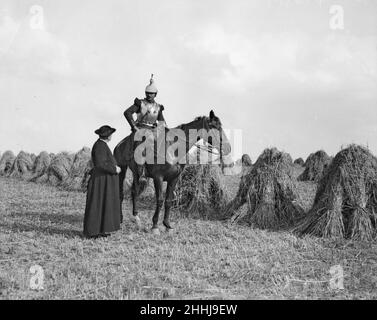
{"left": 0, "top": 0, "right": 376, "bottom": 161}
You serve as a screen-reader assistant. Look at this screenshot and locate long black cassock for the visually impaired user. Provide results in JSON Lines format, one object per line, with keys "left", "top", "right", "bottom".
{"left": 83, "top": 139, "right": 121, "bottom": 237}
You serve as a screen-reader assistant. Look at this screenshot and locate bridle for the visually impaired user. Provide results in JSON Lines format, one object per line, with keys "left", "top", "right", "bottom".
{"left": 195, "top": 117, "right": 225, "bottom": 167}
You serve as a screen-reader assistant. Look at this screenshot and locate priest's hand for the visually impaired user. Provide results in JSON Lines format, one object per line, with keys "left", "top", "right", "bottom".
{"left": 116, "top": 166, "right": 122, "bottom": 174}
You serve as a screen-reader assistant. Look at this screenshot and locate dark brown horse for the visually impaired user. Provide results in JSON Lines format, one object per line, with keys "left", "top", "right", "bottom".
{"left": 114, "top": 110, "right": 232, "bottom": 234}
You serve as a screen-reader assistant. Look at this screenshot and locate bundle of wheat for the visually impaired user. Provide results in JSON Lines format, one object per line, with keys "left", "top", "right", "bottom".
{"left": 175, "top": 164, "right": 229, "bottom": 218}
{"left": 241, "top": 154, "right": 252, "bottom": 167}
{"left": 240, "top": 153, "right": 253, "bottom": 176}
{"left": 299, "top": 150, "right": 331, "bottom": 182}
{"left": 47, "top": 152, "right": 74, "bottom": 186}
{"left": 30, "top": 153, "right": 37, "bottom": 164}
{"left": 294, "top": 145, "right": 377, "bottom": 241}
{"left": 30, "top": 151, "right": 51, "bottom": 183}
{"left": 62, "top": 147, "right": 91, "bottom": 191}
{"left": 80, "top": 159, "right": 94, "bottom": 191}
{"left": 227, "top": 148, "right": 304, "bottom": 229}
{"left": 294, "top": 158, "right": 305, "bottom": 166}
{"left": 9, "top": 151, "right": 34, "bottom": 179}
{"left": 0, "top": 151, "right": 15, "bottom": 176}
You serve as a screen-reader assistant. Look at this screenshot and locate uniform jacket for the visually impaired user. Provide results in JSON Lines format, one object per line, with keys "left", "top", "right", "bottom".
{"left": 124, "top": 98, "right": 165, "bottom": 129}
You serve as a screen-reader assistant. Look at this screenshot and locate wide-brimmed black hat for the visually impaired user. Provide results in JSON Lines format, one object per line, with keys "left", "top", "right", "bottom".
{"left": 94, "top": 125, "right": 116, "bottom": 137}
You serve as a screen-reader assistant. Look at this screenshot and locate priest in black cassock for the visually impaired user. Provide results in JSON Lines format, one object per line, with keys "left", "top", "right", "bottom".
{"left": 83, "top": 125, "right": 122, "bottom": 238}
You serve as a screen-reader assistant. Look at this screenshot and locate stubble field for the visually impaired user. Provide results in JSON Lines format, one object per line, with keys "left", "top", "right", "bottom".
{"left": 0, "top": 170, "right": 377, "bottom": 300}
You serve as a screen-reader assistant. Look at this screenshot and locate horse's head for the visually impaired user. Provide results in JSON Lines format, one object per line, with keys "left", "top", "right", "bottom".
{"left": 203, "top": 110, "right": 232, "bottom": 157}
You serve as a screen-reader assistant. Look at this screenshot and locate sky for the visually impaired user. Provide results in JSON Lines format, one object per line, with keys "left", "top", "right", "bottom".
{"left": 0, "top": 0, "right": 376, "bottom": 161}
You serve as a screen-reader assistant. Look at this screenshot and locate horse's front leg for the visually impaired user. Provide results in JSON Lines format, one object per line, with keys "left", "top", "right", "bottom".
{"left": 152, "top": 176, "right": 164, "bottom": 234}
{"left": 131, "top": 175, "right": 142, "bottom": 229}
{"left": 163, "top": 177, "right": 178, "bottom": 230}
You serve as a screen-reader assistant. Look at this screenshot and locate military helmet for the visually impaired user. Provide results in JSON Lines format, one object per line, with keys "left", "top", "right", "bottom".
{"left": 145, "top": 74, "right": 158, "bottom": 94}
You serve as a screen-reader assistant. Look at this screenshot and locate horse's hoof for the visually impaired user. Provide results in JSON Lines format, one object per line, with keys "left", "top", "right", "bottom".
{"left": 163, "top": 221, "right": 173, "bottom": 230}
{"left": 132, "top": 216, "right": 142, "bottom": 229}
{"left": 151, "top": 228, "right": 160, "bottom": 235}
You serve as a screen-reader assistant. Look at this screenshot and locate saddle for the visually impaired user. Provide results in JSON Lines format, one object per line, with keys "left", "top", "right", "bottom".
{"left": 120, "top": 127, "right": 160, "bottom": 163}
{"left": 117, "top": 126, "right": 180, "bottom": 165}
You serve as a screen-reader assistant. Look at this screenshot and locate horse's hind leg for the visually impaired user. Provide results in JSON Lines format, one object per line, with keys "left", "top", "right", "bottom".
{"left": 152, "top": 176, "right": 164, "bottom": 234}
{"left": 163, "top": 177, "right": 178, "bottom": 230}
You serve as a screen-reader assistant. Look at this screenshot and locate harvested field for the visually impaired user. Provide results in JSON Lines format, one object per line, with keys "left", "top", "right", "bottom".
{"left": 1, "top": 176, "right": 376, "bottom": 299}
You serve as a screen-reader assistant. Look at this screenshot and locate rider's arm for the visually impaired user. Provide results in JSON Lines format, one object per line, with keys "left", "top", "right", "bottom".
{"left": 124, "top": 98, "right": 141, "bottom": 131}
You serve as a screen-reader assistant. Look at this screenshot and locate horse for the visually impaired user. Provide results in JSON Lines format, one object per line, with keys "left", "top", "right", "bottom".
{"left": 113, "top": 110, "right": 232, "bottom": 234}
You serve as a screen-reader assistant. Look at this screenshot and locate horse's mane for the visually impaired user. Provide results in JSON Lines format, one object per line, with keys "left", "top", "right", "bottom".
{"left": 175, "top": 116, "right": 207, "bottom": 130}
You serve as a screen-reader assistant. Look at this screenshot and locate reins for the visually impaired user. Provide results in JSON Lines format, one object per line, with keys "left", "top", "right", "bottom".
{"left": 193, "top": 117, "right": 224, "bottom": 165}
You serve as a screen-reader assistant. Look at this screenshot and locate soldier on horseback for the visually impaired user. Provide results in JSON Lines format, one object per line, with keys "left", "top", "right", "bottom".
{"left": 123, "top": 74, "right": 166, "bottom": 184}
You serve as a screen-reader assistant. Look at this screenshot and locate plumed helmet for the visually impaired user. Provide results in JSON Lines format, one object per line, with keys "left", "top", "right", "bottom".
{"left": 145, "top": 74, "right": 158, "bottom": 94}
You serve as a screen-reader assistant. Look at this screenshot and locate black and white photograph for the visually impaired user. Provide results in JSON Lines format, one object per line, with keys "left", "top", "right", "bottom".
{"left": 0, "top": 0, "right": 377, "bottom": 304}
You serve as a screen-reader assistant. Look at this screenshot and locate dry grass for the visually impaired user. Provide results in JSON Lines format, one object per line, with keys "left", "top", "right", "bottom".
{"left": 227, "top": 148, "right": 304, "bottom": 229}
{"left": 1, "top": 176, "right": 377, "bottom": 300}
{"left": 30, "top": 151, "right": 51, "bottom": 183}
{"left": 295, "top": 145, "right": 377, "bottom": 241}
{"left": 0, "top": 151, "right": 15, "bottom": 176}
{"left": 30, "top": 154, "right": 37, "bottom": 164}
{"left": 294, "top": 158, "right": 305, "bottom": 166}
{"left": 241, "top": 154, "right": 252, "bottom": 167}
{"left": 299, "top": 150, "right": 332, "bottom": 182}
{"left": 9, "top": 151, "right": 34, "bottom": 180}
{"left": 175, "top": 165, "right": 230, "bottom": 219}
{"left": 292, "top": 165, "right": 319, "bottom": 213}
{"left": 62, "top": 147, "right": 91, "bottom": 192}
{"left": 47, "top": 152, "right": 74, "bottom": 186}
